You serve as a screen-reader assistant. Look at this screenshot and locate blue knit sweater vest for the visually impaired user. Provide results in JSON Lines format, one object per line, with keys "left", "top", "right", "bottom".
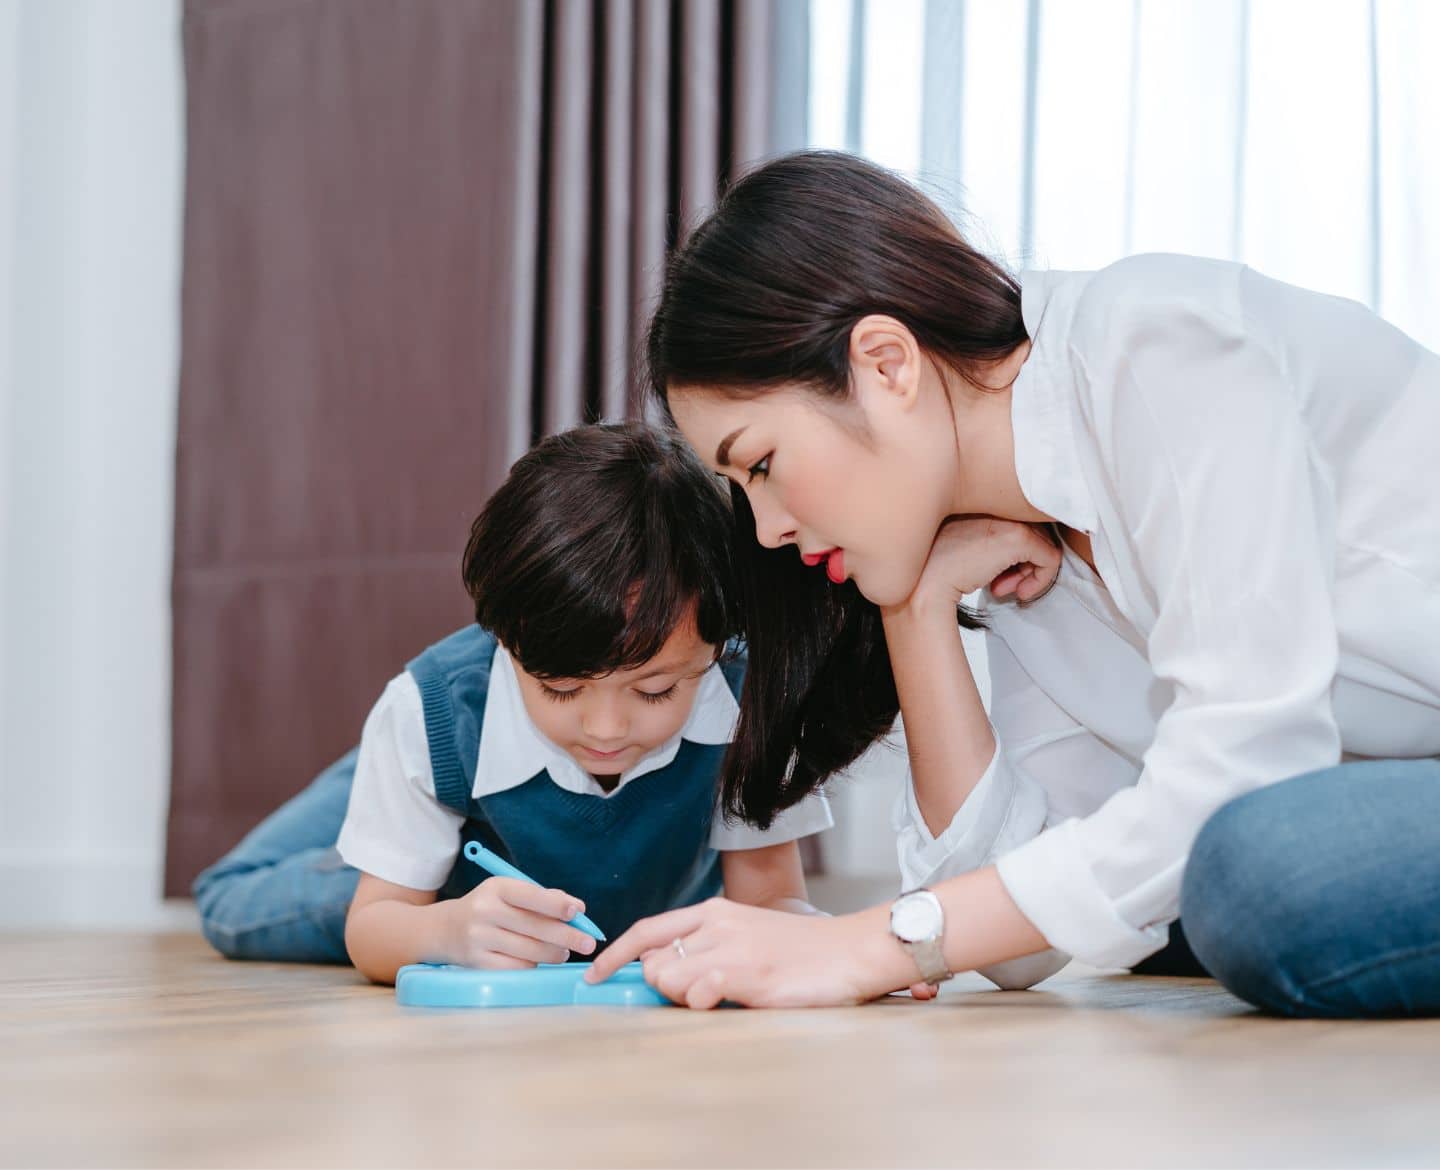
{"left": 409, "top": 625, "right": 745, "bottom": 943}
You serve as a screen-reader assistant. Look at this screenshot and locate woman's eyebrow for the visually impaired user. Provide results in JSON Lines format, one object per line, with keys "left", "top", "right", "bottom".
{"left": 715, "top": 426, "right": 748, "bottom": 467}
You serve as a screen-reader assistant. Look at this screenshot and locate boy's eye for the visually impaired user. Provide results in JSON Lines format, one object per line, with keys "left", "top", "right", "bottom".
{"left": 637, "top": 683, "right": 680, "bottom": 705}
{"left": 540, "top": 684, "right": 581, "bottom": 703}
{"left": 745, "top": 455, "right": 771, "bottom": 484}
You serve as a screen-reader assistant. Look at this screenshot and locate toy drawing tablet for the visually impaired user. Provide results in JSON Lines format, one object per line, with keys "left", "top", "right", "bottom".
{"left": 395, "top": 961, "right": 669, "bottom": 1007}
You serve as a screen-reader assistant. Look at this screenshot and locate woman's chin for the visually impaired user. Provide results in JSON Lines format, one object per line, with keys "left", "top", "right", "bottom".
{"left": 853, "top": 575, "right": 907, "bottom": 609}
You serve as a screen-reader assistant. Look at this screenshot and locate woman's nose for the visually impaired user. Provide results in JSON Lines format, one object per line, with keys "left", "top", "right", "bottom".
{"left": 750, "top": 493, "right": 798, "bottom": 550}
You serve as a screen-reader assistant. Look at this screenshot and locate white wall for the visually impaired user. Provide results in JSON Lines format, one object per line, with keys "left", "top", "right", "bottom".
{"left": 0, "top": 0, "right": 185, "bottom": 927}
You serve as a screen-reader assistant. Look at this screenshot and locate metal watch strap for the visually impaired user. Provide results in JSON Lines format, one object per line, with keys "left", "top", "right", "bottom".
{"left": 903, "top": 935, "right": 953, "bottom": 986}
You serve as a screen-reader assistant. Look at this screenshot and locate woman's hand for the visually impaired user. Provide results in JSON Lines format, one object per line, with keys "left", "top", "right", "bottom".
{"left": 890, "top": 517, "right": 1062, "bottom": 618}
{"left": 584, "top": 898, "right": 915, "bottom": 1009}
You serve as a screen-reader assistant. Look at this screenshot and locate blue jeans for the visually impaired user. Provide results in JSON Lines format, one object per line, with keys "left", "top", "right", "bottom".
{"left": 1182, "top": 759, "right": 1440, "bottom": 1017}
{"left": 192, "top": 751, "right": 361, "bottom": 964}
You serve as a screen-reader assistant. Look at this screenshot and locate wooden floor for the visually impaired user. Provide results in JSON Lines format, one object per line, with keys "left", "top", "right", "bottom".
{"left": 2, "top": 932, "right": 1438, "bottom": 1169}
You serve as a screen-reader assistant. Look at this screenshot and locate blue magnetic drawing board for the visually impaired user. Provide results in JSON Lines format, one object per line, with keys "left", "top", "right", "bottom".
{"left": 395, "top": 961, "right": 669, "bottom": 1008}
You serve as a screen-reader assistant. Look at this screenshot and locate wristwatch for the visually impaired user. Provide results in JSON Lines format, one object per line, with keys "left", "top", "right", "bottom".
{"left": 889, "top": 888, "right": 954, "bottom": 986}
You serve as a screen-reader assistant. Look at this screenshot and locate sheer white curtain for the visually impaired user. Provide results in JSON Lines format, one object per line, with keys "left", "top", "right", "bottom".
{"left": 808, "top": 0, "right": 1437, "bottom": 877}
{"left": 809, "top": 0, "right": 1439, "bottom": 350}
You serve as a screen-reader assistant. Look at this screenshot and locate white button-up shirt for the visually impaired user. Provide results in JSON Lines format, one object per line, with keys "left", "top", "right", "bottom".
{"left": 896, "top": 254, "right": 1440, "bottom": 969}
{"left": 338, "top": 644, "right": 833, "bottom": 890}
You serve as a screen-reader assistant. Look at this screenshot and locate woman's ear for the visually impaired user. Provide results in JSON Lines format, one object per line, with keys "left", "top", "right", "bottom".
{"left": 848, "top": 314, "right": 922, "bottom": 410}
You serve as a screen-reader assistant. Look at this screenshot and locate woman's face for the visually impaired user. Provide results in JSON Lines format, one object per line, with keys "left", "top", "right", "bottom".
{"left": 668, "top": 320, "right": 964, "bottom": 608}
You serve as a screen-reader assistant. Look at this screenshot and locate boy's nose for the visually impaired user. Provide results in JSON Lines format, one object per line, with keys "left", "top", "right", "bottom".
{"left": 582, "top": 702, "right": 628, "bottom": 742}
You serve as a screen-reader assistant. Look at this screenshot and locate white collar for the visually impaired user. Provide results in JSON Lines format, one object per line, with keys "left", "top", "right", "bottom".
{"left": 1010, "top": 270, "right": 1099, "bottom": 535}
{"left": 472, "top": 643, "right": 739, "bottom": 800}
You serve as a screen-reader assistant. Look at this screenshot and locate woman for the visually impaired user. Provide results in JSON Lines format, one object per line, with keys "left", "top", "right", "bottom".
{"left": 587, "top": 150, "right": 1440, "bottom": 1017}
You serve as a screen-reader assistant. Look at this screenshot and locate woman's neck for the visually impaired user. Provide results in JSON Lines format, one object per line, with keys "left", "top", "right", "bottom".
{"left": 947, "top": 342, "right": 1052, "bottom": 523}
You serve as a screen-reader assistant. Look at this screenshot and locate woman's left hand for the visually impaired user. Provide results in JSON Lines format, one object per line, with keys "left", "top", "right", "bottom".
{"left": 583, "top": 898, "right": 915, "bottom": 1009}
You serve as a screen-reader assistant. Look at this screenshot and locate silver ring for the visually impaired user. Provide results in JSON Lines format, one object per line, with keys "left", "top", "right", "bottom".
{"left": 1016, "top": 562, "right": 1061, "bottom": 607}
{"left": 671, "top": 936, "right": 688, "bottom": 959}
{"left": 1018, "top": 522, "right": 1064, "bottom": 608}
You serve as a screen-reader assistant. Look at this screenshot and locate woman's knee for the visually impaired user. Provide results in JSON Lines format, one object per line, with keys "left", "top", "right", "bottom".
{"left": 1180, "top": 770, "right": 1348, "bottom": 1015}
{"left": 1181, "top": 761, "right": 1440, "bottom": 1016}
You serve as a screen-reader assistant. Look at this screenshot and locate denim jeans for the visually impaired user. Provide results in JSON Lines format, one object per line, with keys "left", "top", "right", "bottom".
{"left": 1181, "top": 758, "right": 1440, "bottom": 1017}
{"left": 192, "top": 751, "right": 361, "bottom": 964}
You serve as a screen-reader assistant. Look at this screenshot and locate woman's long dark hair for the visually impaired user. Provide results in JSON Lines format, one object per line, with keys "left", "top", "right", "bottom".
{"left": 646, "top": 150, "right": 1028, "bottom": 829}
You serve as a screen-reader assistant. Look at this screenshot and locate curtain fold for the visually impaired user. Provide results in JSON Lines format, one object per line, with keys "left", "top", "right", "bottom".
{"left": 167, "top": 0, "right": 810, "bottom": 893}
{"left": 814, "top": 0, "right": 1439, "bottom": 352}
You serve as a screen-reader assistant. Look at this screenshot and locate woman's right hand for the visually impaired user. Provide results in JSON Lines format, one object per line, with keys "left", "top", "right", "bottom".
{"left": 888, "top": 517, "right": 1062, "bottom": 619}
{"left": 441, "top": 877, "right": 598, "bottom": 968}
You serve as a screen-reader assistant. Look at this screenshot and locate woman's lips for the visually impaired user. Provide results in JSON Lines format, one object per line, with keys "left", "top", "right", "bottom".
{"left": 580, "top": 745, "right": 628, "bottom": 760}
{"left": 800, "top": 547, "right": 846, "bottom": 583}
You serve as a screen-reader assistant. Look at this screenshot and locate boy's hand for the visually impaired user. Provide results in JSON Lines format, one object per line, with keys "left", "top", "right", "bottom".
{"left": 441, "top": 877, "right": 598, "bottom": 968}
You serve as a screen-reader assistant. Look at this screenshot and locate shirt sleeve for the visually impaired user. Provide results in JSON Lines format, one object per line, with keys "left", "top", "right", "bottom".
{"left": 710, "top": 790, "right": 835, "bottom": 851}
{"left": 996, "top": 266, "right": 1343, "bottom": 969}
{"left": 890, "top": 666, "right": 1050, "bottom": 895}
{"left": 335, "top": 672, "right": 466, "bottom": 890}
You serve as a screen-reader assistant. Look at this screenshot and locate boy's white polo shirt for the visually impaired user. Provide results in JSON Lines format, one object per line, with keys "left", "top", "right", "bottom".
{"left": 337, "top": 644, "right": 832, "bottom": 891}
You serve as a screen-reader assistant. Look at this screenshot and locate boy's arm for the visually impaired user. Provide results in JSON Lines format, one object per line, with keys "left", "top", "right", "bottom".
{"left": 345, "top": 872, "right": 597, "bottom": 985}
{"left": 720, "top": 841, "right": 821, "bottom": 915}
{"left": 344, "top": 874, "right": 449, "bottom": 985}
{"left": 335, "top": 674, "right": 593, "bottom": 985}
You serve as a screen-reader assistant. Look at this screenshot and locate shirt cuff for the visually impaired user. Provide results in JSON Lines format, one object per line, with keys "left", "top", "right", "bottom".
{"left": 996, "top": 818, "right": 1169, "bottom": 969}
{"left": 892, "top": 730, "right": 1047, "bottom": 891}
{"left": 710, "top": 791, "right": 834, "bottom": 851}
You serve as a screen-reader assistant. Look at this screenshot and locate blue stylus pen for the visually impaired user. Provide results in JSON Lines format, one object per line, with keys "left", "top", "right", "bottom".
{"left": 462, "top": 841, "right": 607, "bottom": 942}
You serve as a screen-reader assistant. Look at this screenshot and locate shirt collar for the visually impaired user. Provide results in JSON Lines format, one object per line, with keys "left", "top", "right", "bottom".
{"left": 1010, "top": 270, "right": 1099, "bottom": 535}
{"left": 472, "top": 644, "right": 739, "bottom": 800}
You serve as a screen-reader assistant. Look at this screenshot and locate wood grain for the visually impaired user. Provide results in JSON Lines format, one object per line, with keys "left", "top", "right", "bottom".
{"left": 1, "top": 932, "right": 1437, "bottom": 1168}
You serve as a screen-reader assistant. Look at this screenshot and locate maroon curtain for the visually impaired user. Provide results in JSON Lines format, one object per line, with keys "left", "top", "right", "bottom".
{"left": 167, "top": 0, "right": 810, "bottom": 893}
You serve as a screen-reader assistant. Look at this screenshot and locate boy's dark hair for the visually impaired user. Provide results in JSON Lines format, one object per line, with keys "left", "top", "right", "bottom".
{"left": 462, "top": 421, "right": 736, "bottom": 680}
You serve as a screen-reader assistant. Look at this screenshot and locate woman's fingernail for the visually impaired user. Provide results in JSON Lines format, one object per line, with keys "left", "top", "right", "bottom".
{"left": 567, "top": 904, "right": 583, "bottom": 919}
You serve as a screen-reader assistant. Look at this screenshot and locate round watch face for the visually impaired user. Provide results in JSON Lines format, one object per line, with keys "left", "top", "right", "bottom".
{"left": 891, "top": 893, "right": 941, "bottom": 943}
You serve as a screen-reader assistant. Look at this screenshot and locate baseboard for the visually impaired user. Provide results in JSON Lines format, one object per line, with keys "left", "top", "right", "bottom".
{"left": 0, "top": 852, "right": 198, "bottom": 930}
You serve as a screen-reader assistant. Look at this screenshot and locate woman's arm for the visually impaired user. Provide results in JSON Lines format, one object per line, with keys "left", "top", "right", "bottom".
{"left": 720, "top": 841, "right": 819, "bottom": 914}
{"left": 581, "top": 865, "right": 1048, "bottom": 1008}
{"left": 882, "top": 598, "right": 994, "bottom": 836}
{"left": 880, "top": 519, "right": 1069, "bottom": 988}
{"left": 881, "top": 518, "right": 1060, "bottom": 835}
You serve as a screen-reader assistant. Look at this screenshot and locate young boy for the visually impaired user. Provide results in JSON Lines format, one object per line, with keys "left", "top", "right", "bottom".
{"left": 193, "top": 423, "right": 831, "bottom": 983}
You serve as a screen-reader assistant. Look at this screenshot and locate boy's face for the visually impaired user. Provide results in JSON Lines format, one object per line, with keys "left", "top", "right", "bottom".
{"left": 511, "top": 609, "right": 720, "bottom": 780}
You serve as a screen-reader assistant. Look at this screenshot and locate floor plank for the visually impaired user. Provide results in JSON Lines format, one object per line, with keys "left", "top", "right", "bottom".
{"left": 1, "top": 932, "right": 1437, "bottom": 1168}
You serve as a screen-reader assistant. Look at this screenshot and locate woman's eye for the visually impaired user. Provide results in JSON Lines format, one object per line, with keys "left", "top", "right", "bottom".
{"left": 541, "top": 684, "right": 581, "bottom": 703}
{"left": 745, "top": 455, "right": 771, "bottom": 484}
{"left": 638, "top": 683, "right": 680, "bottom": 705}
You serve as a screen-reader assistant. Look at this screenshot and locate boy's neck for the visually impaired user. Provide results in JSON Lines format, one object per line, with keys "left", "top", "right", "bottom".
{"left": 591, "top": 771, "right": 621, "bottom": 794}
